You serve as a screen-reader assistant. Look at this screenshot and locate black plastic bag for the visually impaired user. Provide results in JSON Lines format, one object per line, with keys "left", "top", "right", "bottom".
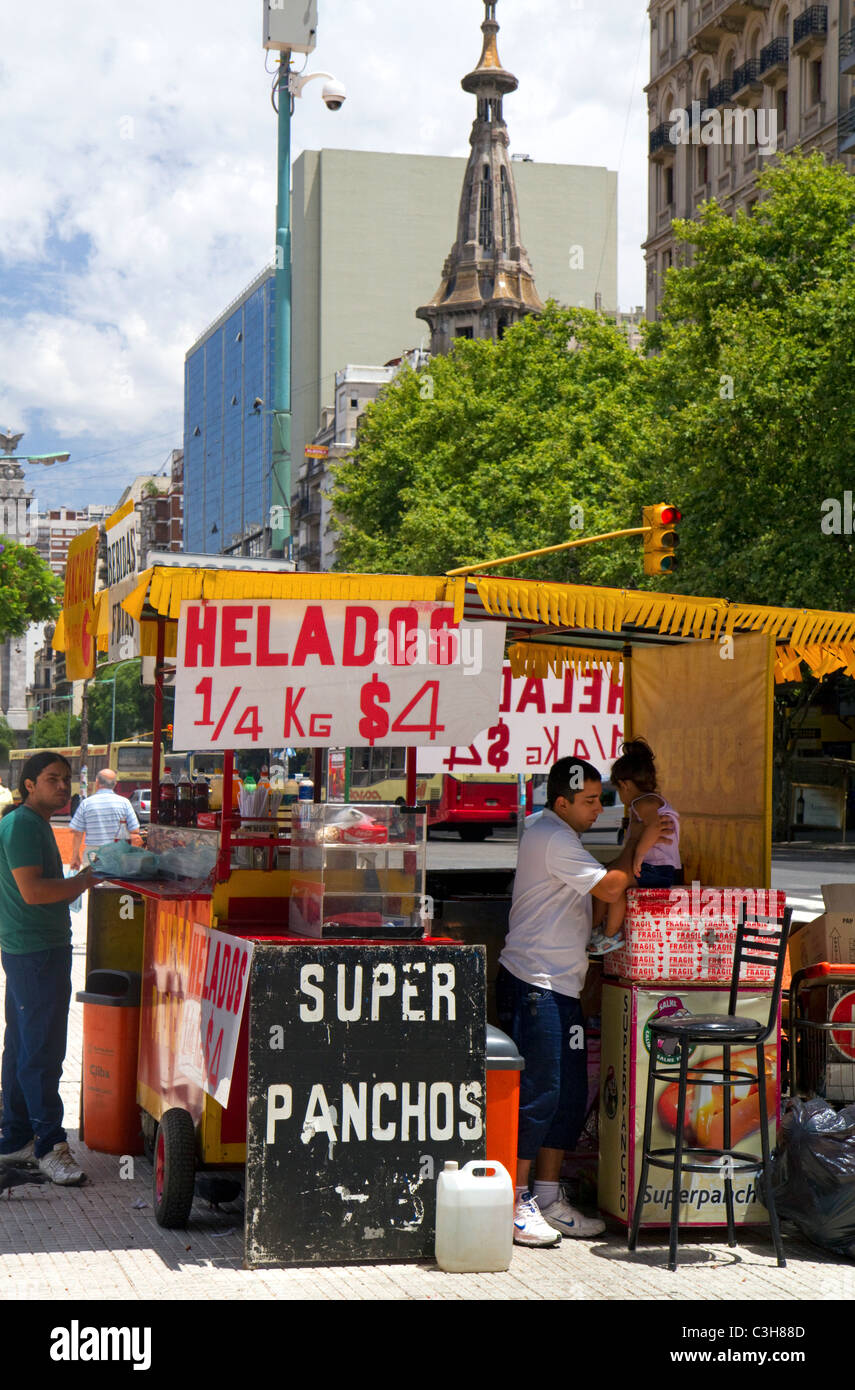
{"left": 770, "top": 1098, "right": 855, "bottom": 1258}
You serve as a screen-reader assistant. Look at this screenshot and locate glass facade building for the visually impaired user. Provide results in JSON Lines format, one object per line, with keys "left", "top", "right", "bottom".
{"left": 183, "top": 268, "right": 275, "bottom": 555}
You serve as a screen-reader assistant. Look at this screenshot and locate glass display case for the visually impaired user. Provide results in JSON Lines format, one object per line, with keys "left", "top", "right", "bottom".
{"left": 289, "top": 804, "right": 427, "bottom": 940}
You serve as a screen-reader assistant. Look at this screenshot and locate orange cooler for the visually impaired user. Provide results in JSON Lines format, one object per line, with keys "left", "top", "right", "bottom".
{"left": 76, "top": 970, "right": 143, "bottom": 1155}
{"left": 485, "top": 1025, "right": 524, "bottom": 1179}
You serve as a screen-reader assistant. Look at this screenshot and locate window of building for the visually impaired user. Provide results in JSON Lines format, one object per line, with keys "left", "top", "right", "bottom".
{"left": 698, "top": 144, "right": 709, "bottom": 186}
{"left": 478, "top": 165, "right": 494, "bottom": 249}
{"left": 664, "top": 165, "right": 674, "bottom": 206}
{"left": 350, "top": 398, "right": 359, "bottom": 408}
{"left": 777, "top": 86, "right": 788, "bottom": 134}
{"left": 500, "top": 167, "right": 513, "bottom": 246}
{"left": 810, "top": 59, "right": 822, "bottom": 107}
{"left": 455, "top": 326, "right": 474, "bottom": 339}
{"left": 665, "top": 7, "right": 675, "bottom": 43}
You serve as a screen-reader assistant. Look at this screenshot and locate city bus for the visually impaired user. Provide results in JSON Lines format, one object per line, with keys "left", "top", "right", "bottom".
{"left": 9, "top": 739, "right": 160, "bottom": 810}
{"left": 347, "top": 747, "right": 528, "bottom": 839}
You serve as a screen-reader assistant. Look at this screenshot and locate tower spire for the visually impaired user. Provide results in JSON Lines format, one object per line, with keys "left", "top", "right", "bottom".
{"left": 417, "top": 0, "right": 542, "bottom": 355}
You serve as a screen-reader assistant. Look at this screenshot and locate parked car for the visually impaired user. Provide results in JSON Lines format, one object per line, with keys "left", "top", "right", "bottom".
{"left": 129, "top": 788, "right": 151, "bottom": 824}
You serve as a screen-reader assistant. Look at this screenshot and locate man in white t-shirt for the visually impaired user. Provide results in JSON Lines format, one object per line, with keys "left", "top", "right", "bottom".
{"left": 497, "top": 755, "right": 673, "bottom": 1247}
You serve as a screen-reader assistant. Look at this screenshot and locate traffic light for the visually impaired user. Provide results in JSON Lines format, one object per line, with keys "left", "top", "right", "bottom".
{"left": 643, "top": 504, "right": 682, "bottom": 575}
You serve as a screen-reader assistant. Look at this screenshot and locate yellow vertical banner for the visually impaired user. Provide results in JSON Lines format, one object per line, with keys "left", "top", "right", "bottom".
{"left": 628, "top": 632, "right": 774, "bottom": 888}
{"left": 62, "top": 526, "right": 99, "bottom": 679}
{"left": 103, "top": 498, "right": 140, "bottom": 661}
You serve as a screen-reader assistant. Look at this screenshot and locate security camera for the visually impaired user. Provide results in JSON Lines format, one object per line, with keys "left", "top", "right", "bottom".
{"left": 322, "top": 79, "right": 347, "bottom": 112}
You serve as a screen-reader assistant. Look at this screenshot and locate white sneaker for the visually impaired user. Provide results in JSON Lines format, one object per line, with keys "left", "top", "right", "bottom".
{"left": 38, "top": 1142, "right": 87, "bottom": 1186}
{"left": 513, "top": 1191, "right": 562, "bottom": 1248}
{"left": 0, "top": 1139, "right": 36, "bottom": 1165}
{"left": 541, "top": 1196, "right": 605, "bottom": 1239}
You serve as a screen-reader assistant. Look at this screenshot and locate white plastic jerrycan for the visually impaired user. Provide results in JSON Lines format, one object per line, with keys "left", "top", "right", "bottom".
{"left": 434, "top": 1160, "right": 514, "bottom": 1273}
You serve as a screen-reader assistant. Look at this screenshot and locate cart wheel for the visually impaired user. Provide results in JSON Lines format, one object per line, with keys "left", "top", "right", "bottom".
{"left": 153, "top": 1108, "right": 196, "bottom": 1229}
{"left": 140, "top": 1109, "right": 157, "bottom": 1165}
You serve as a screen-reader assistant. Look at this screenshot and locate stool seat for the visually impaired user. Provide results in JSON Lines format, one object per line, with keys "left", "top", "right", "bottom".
{"left": 628, "top": 904, "right": 792, "bottom": 1271}
{"left": 651, "top": 1014, "right": 766, "bottom": 1043}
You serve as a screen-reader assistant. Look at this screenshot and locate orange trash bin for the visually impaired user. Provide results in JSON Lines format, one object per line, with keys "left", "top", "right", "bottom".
{"left": 485, "top": 1024, "right": 524, "bottom": 1179}
{"left": 76, "top": 970, "right": 143, "bottom": 1156}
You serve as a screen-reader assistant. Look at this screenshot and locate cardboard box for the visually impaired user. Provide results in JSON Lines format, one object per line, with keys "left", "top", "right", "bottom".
{"left": 788, "top": 884, "right": 855, "bottom": 975}
{"left": 598, "top": 980, "right": 779, "bottom": 1228}
{"left": 604, "top": 888, "right": 786, "bottom": 984}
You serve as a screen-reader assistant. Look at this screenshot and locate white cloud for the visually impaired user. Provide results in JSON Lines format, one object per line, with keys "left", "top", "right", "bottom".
{"left": 0, "top": 0, "right": 650, "bottom": 504}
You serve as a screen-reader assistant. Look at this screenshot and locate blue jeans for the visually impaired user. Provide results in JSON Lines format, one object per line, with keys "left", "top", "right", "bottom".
{"left": 636, "top": 863, "right": 677, "bottom": 888}
{"left": 1, "top": 946, "right": 72, "bottom": 1158}
{"left": 495, "top": 965, "right": 588, "bottom": 1162}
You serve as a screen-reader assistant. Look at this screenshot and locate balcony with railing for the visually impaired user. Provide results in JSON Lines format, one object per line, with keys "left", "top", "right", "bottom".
{"left": 759, "top": 37, "right": 789, "bottom": 81}
{"left": 709, "top": 76, "right": 735, "bottom": 106}
{"left": 839, "top": 102, "right": 855, "bottom": 153}
{"left": 650, "top": 121, "right": 677, "bottom": 159}
{"left": 792, "top": 6, "right": 827, "bottom": 57}
{"left": 690, "top": 1, "right": 772, "bottom": 52}
{"left": 841, "top": 23, "right": 855, "bottom": 76}
{"left": 732, "top": 58, "right": 763, "bottom": 103}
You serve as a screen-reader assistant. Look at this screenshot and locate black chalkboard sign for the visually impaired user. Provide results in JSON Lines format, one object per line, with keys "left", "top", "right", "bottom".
{"left": 245, "top": 943, "right": 486, "bottom": 1266}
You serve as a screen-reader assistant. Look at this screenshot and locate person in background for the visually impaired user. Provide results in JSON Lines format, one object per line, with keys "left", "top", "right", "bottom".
{"left": 0, "top": 752, "right": 93, "bottom": 1184}
{"left": 0, "top": 775, "right": 13, "bottom": 815}
{"left": 587, "top": 738, "right": 681, "bottom": 957}
{"left": 69, "top": 769, "right": 140, "bottom": 871}
{"left": 496, "top": 755, "right": 674, "bottom": 1247}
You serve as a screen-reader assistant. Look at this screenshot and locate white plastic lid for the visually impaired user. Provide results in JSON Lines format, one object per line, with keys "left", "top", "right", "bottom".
{"left": 443, "top": 1161, "right": 459, "bottom": 1171}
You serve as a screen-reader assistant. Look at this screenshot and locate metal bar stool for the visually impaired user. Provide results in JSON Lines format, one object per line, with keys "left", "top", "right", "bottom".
{"left": 627, "top": 904, "right": 793, "bottom": 1270}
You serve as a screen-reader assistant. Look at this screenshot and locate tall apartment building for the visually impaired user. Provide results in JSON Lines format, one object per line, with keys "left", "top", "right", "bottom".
{"left": 646, "top": 2, "right": 852, "bottom": 316}
{"left": 34, "top": 503, "right": 112, "bottom": 577}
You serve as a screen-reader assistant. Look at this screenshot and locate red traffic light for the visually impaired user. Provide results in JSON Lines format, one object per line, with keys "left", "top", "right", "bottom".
{"left": 660, "top": 507, "right": 682, "bottom": 526}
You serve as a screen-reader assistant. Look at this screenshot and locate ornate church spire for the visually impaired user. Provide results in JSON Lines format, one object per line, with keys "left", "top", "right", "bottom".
{"left": 417, "top": 0, "right": 543, "bottom": 354}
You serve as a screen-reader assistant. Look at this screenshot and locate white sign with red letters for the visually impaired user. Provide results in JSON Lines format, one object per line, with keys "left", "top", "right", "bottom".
{"left": 173, "top": 600, "right": 506, "bottom": 751}
{"left": 175, "top": 924, "right": 254, "bottom": 1108}
{"left": 418, "top": 663, "right": 625, "bottom": 775}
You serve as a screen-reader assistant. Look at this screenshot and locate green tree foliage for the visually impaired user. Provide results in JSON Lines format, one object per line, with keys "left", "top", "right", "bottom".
{"left": 643, "top": 150, "right": 855, "bottom": 610}
{"left": 331, "top": 303, "right": 652, "bottom": 585}
{"left": 33, "top": 712, "right": 81, "bottom": 748}
{"left": 0, "top": 714, "right": 15, "bottom": 762}
{"left": 0, "top": 538, "right": 62, "bottom": 642}
{"left": 88, "top": 662, "right": 155, "bottom": 743}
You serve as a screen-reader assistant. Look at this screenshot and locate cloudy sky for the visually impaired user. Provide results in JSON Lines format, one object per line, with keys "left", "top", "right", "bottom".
{"left": 0, "top": 0, "right": 650, "bottom": 510}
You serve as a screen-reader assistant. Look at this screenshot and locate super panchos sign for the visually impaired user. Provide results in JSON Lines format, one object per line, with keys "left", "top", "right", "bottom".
{"left": 173, "top": 600, "right": 506, "bottom": 752}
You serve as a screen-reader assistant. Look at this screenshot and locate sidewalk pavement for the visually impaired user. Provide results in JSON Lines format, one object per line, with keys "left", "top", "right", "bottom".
{"left": 0, "top": 897, "right": 853, "bottom": 1303}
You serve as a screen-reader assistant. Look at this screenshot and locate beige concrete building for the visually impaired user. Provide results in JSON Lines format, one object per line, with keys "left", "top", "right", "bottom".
{"left": 645, "top": 2, "right": 853, "bottom": 316}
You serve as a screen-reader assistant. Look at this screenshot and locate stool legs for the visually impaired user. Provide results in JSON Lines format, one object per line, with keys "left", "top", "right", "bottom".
{"left": 628, "top": 1034, "right": 660, "bottom": 1252}
{"left": 755, "top": 1043, "right": 786, "bottom": 1269}
{"left": 722, "top": 1044, "right": 736, "bottom": 1248}
{"left": 668, "top": 1039, "right": 690, "bottom": 1271}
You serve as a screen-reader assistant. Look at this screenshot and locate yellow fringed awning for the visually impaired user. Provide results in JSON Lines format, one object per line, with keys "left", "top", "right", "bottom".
{"left": 774, "top": 642, "right": 855, "bottom": 683}
{"left": 472, "top": 577, "right": 855, "bottom": 684}
{"left": 508, "top": 642, "right": 622, "bottom": 683}
{"left": 120, "top": 568, "right": 468, "bottom": 625}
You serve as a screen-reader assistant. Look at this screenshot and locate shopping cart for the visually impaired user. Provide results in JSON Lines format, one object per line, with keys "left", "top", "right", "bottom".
{"left": 789, "top": 965, "right": 855, "bottom": 1104}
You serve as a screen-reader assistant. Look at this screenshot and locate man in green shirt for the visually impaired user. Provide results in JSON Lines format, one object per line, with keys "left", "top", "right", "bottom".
{"left": 0, "top": 753, "right": 93, "bottom": 1184}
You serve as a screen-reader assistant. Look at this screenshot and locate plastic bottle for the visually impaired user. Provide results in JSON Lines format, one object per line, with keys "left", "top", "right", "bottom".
{"left": 283, "top": 775, "right": 299, "bottom": 806}
{"left": 298, "top": 774, "right": 314, "bottom": 802}
{"left": 258, "top": 766, "right": 271, "bottom": 791}
{"left": 243, "top": 773, "right": 257, "bottom": 794}
{"left": 176, "top": 770, "right": 194, "bottom": 826}
{"left": 193, "top": 777, "right": 210, "bottom": 821}
{"left": 434, "top": 1160, "right": 514, "bottom": 1273}
{"left": 159, "top": 772, "right": 176, "bottom": 826}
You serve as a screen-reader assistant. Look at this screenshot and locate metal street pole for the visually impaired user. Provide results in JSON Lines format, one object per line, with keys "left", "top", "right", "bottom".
{"left": 270, "top": 51, "right": 293, "bottom": 560}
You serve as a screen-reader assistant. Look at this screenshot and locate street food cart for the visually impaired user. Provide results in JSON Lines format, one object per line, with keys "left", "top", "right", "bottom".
{"left": 54, "top": 564, "right": 855, "bottom": 1255}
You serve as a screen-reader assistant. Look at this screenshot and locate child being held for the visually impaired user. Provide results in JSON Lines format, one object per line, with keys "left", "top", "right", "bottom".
{"left": 588, "top": 737, "right": 681, "bottom": 957}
